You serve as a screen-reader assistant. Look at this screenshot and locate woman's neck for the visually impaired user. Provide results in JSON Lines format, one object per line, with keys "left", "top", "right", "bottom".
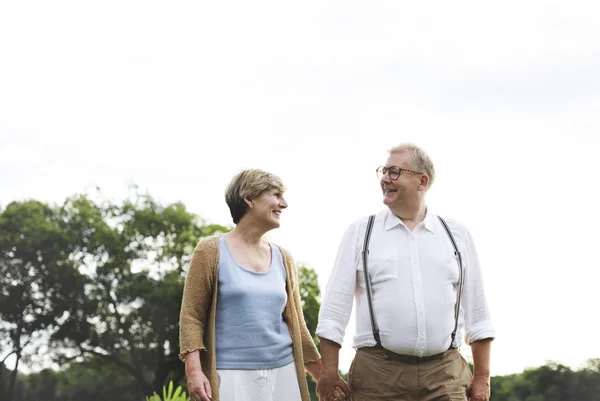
{"left": 227, "top": 220, "right": 266, "bottom": 247}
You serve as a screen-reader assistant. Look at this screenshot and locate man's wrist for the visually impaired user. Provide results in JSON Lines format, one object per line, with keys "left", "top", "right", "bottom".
{"left": 473, "top": 374, "right": 491, "bottom": 383}
{"left": 473, "top": 366, "right": 490, "bottom": 379}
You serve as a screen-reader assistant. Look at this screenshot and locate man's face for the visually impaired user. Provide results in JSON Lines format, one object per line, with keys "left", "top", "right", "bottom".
{"left": 380, "top": 152, "right": 423, "bottom": 208}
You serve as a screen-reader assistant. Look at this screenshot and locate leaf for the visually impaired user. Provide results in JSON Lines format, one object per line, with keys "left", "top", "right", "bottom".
{"left": 173, "top": 384, "right": 182, "bottom": 400}
{"left": 167, "top": 380, "right": 174, "bottom": 400}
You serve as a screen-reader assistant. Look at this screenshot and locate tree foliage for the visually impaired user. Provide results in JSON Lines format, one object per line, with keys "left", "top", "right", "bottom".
{"left": 490, "top": 359, "right": 600, "bottom": 401}
{"left": 51, "top": 191, "right": 229, "bottom": 398}
{"left": 0, "top": 191, "right": 230, "bottom": 400}
{"left": 297, "top": 265, "right": 321, "bottom": 344}
{"left": 0, "top": 190, "right": 326, "bottom": 400}
{"left": 0, "top": 200, "right": 89, "bottom": 401}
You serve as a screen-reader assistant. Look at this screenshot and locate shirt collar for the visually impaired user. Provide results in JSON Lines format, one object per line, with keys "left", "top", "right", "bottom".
{"left": 384, "top": 208, "right": 437, "bottom": 234}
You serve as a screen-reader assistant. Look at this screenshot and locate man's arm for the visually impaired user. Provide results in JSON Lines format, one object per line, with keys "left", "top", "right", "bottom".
{"left": 471, "top": 338, "right": 491, "bottom": 378}
{"left": 469, "top": 338, "right": 492, "bottom": 401}
{"left": 319, "top": 337, "right": 341, "bottom": 374}
{"left": 461, "top": 228, "right": 496, "bottom": 346}
{"left": 316, "top": 338, "right": 351, "bottom": 400}
{"left": 315, "top": 222, "right": 360, "bottom": 400}
{"left": 315, "top": 223, "right": 359, "bottom": 346}
{"left": 460, "top": 226, "right": 495, "bottom": 401}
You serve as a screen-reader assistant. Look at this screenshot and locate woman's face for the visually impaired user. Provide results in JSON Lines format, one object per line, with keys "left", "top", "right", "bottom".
{"left": 247, "top": 188, "right": 288, "bottom": 229}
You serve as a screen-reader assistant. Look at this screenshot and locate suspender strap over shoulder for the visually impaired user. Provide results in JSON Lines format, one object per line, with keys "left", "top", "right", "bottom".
{"left": 361, "top": 214, "right": 465, "bottom": 349}
{"left": 437, "top": 216, "right": 464, "bottom": 346}
{"left": 361, "top": 215, "right": 380, "bottom": 346}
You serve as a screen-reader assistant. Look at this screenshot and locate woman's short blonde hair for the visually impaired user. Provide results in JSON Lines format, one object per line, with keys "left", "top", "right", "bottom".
{"left": 225, "top": 169, "right": 286, "bottom": 224}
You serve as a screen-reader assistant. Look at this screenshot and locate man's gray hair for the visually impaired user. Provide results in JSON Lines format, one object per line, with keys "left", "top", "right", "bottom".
{"left": 388, "top": 143, "right": 436, "bottom": 189}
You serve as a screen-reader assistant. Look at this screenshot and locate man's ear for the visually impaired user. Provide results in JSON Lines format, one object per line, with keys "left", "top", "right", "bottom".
{"left": 244, "top": 196, "right": 253, "bottom": 208}
{"left": 419, "top": 174, "right": 430, "bottom": 192}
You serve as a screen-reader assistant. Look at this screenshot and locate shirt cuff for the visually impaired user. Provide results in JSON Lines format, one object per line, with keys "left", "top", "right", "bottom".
{"left": 465, "top": 320, "right": 496, "bottom": 344}
{"left": 316, "top": 319, "right": 346, "bottom": 346}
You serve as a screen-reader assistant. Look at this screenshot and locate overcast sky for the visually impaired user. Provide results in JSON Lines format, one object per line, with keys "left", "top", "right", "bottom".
{"left": 2, "top": 1, "right": 599, "bottom": 376}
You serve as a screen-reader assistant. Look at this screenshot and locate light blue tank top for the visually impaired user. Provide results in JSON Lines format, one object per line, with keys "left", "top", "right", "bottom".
{"left": 215, "top": 237, "right": 294, "bottom": 369}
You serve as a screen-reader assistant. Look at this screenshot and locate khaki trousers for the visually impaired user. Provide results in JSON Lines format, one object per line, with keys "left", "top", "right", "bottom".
{"left": 348, "top": 347, "right": 472, "bottom": 401}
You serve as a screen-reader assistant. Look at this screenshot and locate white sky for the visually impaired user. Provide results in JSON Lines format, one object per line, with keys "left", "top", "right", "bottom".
{"left": 1, "top": 1, "right": 599, "bottom": 377}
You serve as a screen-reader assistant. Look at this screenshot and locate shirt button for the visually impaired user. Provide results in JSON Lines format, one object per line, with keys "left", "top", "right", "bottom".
{"left": 415, "top": 284, "right": 421, "bottom": 288}
{"left": 412, "top": 260, "right": 417, "bottom": 264}
{"left": 418, "top": 309, "right": 423, "bottom": 314}
{"left": 418, "top": 336, "right": 424, "bottom": 341}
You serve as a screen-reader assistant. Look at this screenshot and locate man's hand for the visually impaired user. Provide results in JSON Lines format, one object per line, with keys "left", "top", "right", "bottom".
{"left": 467, "top": 375, "right": 490, "bottom": 401}
{"left": 187, "top": 369, "right": 212, "bottom": 401}
{"left": 317, "top": 369, "right": 351, "bottom": 401}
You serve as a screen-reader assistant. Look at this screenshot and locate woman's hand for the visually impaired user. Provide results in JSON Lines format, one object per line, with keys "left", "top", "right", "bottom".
{"left": 317, "top": 368, "right": 351, "bottom": 401}
{"left": 187, "top": 368, "right": 212, "bottom": 401}
{"left": 305, "top": 359, "right": 322, "bottom": 381}
{"left": 185, "top": 350, "right": 211, "bottom": 401}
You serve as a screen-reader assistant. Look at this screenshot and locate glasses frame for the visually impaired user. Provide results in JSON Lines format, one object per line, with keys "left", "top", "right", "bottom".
{"left": 376, "top": 165, "right": 423, "bottom": 181}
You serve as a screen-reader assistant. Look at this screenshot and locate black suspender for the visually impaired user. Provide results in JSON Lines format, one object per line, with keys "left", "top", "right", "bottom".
{"left": 437, "top": 215, "right": 464, "bottom": 346}
{"left": 361, "top": 215, "right": 380, "bottom": 346}
{"left": 361, "top": 214, "right": 464, "bottom": 349}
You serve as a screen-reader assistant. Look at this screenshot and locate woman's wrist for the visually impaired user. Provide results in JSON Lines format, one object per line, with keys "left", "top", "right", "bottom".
{"left": 305, "top": 359, "right": 322, "bottom": 380}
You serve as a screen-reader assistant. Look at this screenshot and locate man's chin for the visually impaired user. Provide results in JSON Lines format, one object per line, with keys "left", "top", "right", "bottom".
{"left": 382, "top": 196, "right": 395, "bottom": 206}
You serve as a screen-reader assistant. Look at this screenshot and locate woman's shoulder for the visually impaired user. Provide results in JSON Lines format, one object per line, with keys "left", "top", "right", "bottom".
{"left": 193, "top": 235, "right": 222, "bottom": 255}
{"left": 270, "top": 242, "right": 290, "bottom": 258}
{"left": 271, "top": 243, "right": 297, "bottom": 274}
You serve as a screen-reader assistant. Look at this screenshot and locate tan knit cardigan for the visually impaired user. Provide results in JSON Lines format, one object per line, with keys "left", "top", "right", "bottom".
{"left": 179, "top": 236, "right": 320, "bottom": 401}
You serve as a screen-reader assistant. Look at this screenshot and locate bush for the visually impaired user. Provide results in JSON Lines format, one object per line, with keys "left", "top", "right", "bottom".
{"left": 146, "top": 381, "right": 190, "bottom": 401}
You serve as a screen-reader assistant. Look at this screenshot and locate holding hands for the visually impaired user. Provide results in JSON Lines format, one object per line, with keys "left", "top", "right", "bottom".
{"left": 316, "top": 369, "right": 351, "bottom": 401}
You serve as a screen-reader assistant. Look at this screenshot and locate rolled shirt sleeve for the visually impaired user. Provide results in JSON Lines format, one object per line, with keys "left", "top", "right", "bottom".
{"left": 316, "top": 223, "right": 359, "bottom": 346}
{"left": 462, "top": 228, "right": 496, "bottom": 344}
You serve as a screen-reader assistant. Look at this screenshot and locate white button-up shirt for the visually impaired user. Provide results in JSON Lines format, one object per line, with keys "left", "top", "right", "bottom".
{"left": 316, "top": 209, "right": 495, "bottom": 357}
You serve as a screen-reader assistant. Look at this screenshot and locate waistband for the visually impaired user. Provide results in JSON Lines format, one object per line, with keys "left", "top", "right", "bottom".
{"left": 359, "top": 345, "right": 458, "bottom": 363}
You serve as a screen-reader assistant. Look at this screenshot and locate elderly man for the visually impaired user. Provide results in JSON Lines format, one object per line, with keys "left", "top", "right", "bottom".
{"left": 316, "top": 143, "right": 495, "bottom": 401}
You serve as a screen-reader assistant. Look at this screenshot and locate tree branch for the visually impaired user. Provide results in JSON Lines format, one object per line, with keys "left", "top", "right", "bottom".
{"left": 1, "top": 350, "right": 15, "bottom": 365}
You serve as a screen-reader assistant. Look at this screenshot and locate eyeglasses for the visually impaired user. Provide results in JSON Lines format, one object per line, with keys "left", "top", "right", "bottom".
{"left": 376, "top": 166, "right": 423, "bottom": 180}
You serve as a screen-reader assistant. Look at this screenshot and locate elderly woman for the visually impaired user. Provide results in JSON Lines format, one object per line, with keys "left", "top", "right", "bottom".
{"left": 179, "top": 169, "right": 334, "bottom": 401}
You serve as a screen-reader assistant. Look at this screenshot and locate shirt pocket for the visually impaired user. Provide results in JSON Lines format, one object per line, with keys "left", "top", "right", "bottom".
{"left": 429, "top": 236, "right": 465, "bottom": 287}
{"left": 357, "top": 254, "right": 398, "bottom": 288}
{"left": 430, "top": 253, "right": 460, "bottom": 287}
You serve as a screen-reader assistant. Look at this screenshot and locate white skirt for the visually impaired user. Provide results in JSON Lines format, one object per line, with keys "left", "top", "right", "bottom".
{"left": 217, "top": 361, "right": 302, "bottom": 401}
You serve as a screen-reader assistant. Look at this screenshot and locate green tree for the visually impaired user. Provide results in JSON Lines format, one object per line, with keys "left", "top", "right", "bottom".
{"left": 0, "top": 201, "right": 89, "bottom": 401}
{"left": 295, "top": 264, "right": 322, "bottom": 401}
{"left": 297, "top": 265, "right": 321, "bottom": 344}
{"left": 51, "top": 191, "right": 229, "bottom": 398}
{"left": 17, "top": 356, "right": 145, "bottom": 401}
{"left": 489, "top": 359, "right": 600, "bottom": 401}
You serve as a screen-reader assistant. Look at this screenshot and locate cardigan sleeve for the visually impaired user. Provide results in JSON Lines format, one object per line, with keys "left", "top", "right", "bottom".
{"left": 284, "top": 249, "right": 321, "bottom": 364}
{"left": 179, "top": 237, "right": 219, "bottom": 362}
